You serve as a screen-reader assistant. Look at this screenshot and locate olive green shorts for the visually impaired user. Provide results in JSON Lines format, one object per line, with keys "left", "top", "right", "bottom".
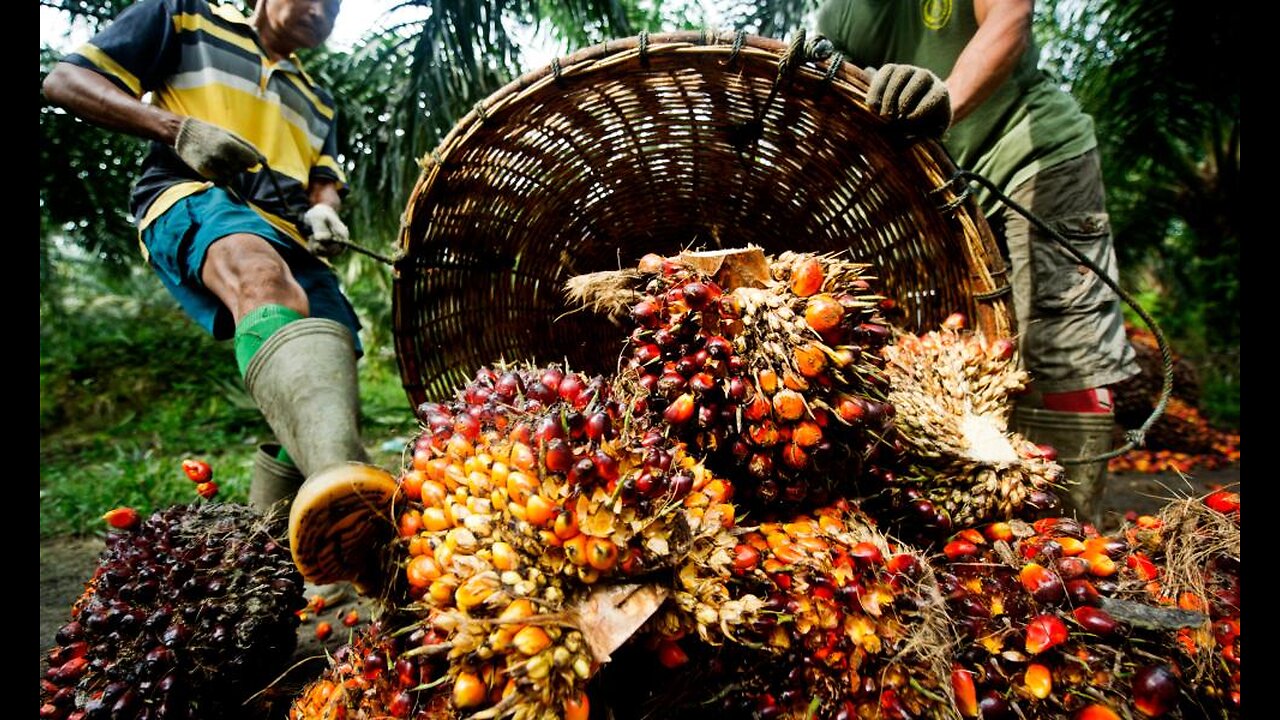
{"left": 991, "top": 149, "right": 1139, "bottom": 394}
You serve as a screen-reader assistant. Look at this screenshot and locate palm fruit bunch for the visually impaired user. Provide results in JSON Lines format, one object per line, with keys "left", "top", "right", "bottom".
{"left": 931, "top": 493, "right": 1240, "bottom": 719}
{"left": 571, "top": 248, "right": 896, "bottom": 511}
{"left": 608, "top": 499, "right": 957, "bottom": 719}
{"left": 290, "top": 622, "right": 454, "bottom": 720}
{"left": 870, "top": 314, "right": 1063, "bottom": 532}
{"left": 291, "top": 362, "right": 738, "bottom": 720}
{"left": 40, "top": 503, "right": 305, "bottom": 720}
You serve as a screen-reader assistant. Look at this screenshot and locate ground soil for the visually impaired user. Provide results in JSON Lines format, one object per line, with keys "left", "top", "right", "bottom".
{"left": 39, "top": 464, "right": 1240, "bottom": 711}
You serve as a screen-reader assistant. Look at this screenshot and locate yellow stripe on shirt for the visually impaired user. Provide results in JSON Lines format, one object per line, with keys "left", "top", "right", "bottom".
{"left": 74, "top": 43, "right": 143, "bottom": 96}
{"left": 170, "top": 11, "right": 262, "bottom": 56}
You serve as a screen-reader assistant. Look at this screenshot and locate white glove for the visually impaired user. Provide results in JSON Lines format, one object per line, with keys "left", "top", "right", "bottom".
{"left": 303, "top": 203, "right": 350, "bottom": 258}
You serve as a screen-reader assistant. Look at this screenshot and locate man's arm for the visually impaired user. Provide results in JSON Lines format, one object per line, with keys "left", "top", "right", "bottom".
{"left": 946, "top": 0, "right": 1033, "bottom": 124}
{"left": 43, "top": 62, "right": 183, "bottom": 144}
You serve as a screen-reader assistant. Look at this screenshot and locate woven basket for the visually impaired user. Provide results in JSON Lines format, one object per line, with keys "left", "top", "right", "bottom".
{"left": 393, "top": 31, "right": 1012, "bottom": 410}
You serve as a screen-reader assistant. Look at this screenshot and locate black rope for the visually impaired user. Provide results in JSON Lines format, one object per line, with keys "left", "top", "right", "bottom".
{"left": 638, "top": 30, "right": 650, "bottom": 65}
{"left": 822, "top": 51, "right": 845, "bottom": 85}
{"left": 728, "top": 29, "right": 746, "bottom": 65}
{"left": 953, "top": 169, "right": 1175, "bottom": 464}
{"left": 550, "top": 56, "right": 562, "bottom": 82}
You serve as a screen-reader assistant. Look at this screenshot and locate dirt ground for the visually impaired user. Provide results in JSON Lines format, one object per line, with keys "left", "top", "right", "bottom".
{"left": 39, "top": 464, "right": 1240, "bottom": 707}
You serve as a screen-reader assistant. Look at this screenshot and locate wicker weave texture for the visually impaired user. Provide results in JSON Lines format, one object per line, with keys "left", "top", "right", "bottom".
{"left": 395, "top": 31, "right": 1011, "bottom": 409}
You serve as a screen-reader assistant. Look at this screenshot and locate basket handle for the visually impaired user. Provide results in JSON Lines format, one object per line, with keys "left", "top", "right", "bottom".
{"left": 948, "top": 169, "right": 1174, "bottom": 464}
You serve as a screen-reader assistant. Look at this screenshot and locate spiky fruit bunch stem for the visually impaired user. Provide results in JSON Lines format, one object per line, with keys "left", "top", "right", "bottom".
{"left": 41, "top": 503, "right": 305, "bottom": 720}
{"left": 874, "top": 320, "right": 1064, "bottom": 528}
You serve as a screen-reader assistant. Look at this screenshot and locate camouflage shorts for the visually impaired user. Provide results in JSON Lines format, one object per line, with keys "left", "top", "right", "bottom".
{"left": 990, "top": 149, "right": 1139, "bottom": 394}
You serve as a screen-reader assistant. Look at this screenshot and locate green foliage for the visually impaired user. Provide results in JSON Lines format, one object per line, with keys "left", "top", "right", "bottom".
{"left": 40, "top": 46, "right": 149, "bottom": 278}
{"left": 39, "top": 253, "right": 415, "bottom": 538}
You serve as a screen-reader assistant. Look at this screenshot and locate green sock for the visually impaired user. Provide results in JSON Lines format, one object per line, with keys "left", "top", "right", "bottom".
{"left": 235, "top": 304, "right": 305, "bottom": 376}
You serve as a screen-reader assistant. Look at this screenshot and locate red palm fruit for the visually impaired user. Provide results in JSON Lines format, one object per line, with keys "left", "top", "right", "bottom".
{"left": 342, "top": 609, "right": 360, "bottom": 627}
{"left": 952, "top": 666, "right": 978, "bottom": 717}
{"left": 543, "top": 438, "right": 574, "bottom": 473}
{"left": 849, "top": 542, "right": 883, "bottom": 565}
{"left": 804, "top": 294, "right": 845, "bottom": 333}
{"left": 664, "top": 393, "right": 696, "bottom": 424}
{"left": 732, "top": 544, "right": 760, "bottom": 572}
{"left": 790, "top": 257, "right": 825, "bottom": 296}
{"left": 834, "top": 395, "right": 865, "bottom": 424}
{"left": 657, "top": 639, "right": 689, "bottom": 668}
{"left": 1019, "top": 563, "right": 1065, "bottom": 604}
{"left": 102, "top": 507, "right": 140, "bottom": 530}
{"left": 945, "top": 540, "right": 979, "bottom": 560}
{"left": 196, "top": 481, "right": 219, "bottom": 499}
{"left": 886, "top": 553, "right": 920, "bottom": 577}
{"left": 1025, "top": 614, "right": 1068, "bottom": 654}
{"left": 1127, "top": 552, "right": 1159, "bottom": 581}
{"left": 182, "top": 458, "right": 213, "bottom": 483}
{"left": 1072, "top": 606, "right": 1119, "bottom": 635}
{"left": 1055, "top": 556, "right": 1090, "bottom": 580}
{"left": 1131, "top": 666, "right": 1177, "bottom": 712}
{"left": 1025, "top": 663, "right": 1052, "bottom": 699}
{"left": 1066, "top": 578, "right": 1101, "bottom": 606}
{"left": 780, "top": 443, "right": 808, "bottom": 469}
{"left": 315, "top": 622, "right": 333, "bottom": 641}
{"left": 1204, "top": 490, "right": 1240, "bottom": 514}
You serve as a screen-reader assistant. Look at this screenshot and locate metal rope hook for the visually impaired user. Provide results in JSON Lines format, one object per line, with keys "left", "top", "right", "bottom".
{"left": 950, "top": 169, "right": 1175, "bottom": 465}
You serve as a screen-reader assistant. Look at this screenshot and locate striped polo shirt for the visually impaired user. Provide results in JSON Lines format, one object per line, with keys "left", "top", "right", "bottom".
{"left": 63, "top": 0, "right": 345, "bottom": 246}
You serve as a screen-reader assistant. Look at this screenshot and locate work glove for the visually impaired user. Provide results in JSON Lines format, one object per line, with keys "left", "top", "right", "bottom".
{"left": 303, "top": 203, "right": 350, "bottom": 258}
{"left": 865, "top": 63, "right": 952, "bottom": 139}
{"left": 173, "top": 117, "right": 264, "bottom": 183}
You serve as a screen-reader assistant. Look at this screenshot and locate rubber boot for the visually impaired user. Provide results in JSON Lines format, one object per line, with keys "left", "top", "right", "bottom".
{"left": 1012, "top": 406, "right": 1115, "bottom": 527}
{"left": 242, "top": 318, "right": 397, "bottom": 593}
{"left": 243, "top": 319, "right": 370, "bottom": 477}
{"left": 249, "top": 443, "right": 304, "bottom": 515}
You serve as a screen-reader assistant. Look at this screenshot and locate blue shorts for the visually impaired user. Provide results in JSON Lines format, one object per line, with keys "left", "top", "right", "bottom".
{"left": 141, "top": 187, "right": 363, "bottom": 353}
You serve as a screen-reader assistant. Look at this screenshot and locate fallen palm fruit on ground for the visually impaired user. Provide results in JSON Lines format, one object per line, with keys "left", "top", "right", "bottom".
{"left": 40, "top": 502, "right": 305, "bottom": 720}
{"left": 934, "top": 495, "right": 1239, "bottom": 719}
{"left": 1110, "top": 324, "right": 1240, "bottom": 474}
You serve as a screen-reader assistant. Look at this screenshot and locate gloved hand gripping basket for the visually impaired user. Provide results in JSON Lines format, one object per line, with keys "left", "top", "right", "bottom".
{"left": 392, "top": 30, "right": 1013, "bottom": 409}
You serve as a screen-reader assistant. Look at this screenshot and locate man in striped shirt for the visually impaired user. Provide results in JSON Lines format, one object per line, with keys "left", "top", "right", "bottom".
{"left": 44, "top": 0, "right": 392, "bottom": 597}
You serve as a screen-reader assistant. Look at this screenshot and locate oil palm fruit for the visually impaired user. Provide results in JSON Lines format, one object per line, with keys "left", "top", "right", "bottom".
{"left": 626, "top": 499, "right": 953, "bottom": 719}
{"left": 934, "top": 500, "right": 1239, "bottom": 720}
{"left": 874, "top": 319, "right": 1064, "bottom": 528}
{"left": 570, "top": 248, "right": 895, "bottom": 511}
{"left": 290, "top": 361, "right": 741, "bottom": 720}
{"left": 40, "top": 503, "right": 305, "bottom": 720}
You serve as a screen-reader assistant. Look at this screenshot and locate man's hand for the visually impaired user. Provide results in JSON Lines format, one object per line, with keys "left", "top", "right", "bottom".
{"left": 303, "top": 204, "right": 350, "bottom": 258}
{"left": 173, "top": 118, "right": 263, "bottom": 183}
{"left": 866, "top": 64, "right": 952, "bottom": 138}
